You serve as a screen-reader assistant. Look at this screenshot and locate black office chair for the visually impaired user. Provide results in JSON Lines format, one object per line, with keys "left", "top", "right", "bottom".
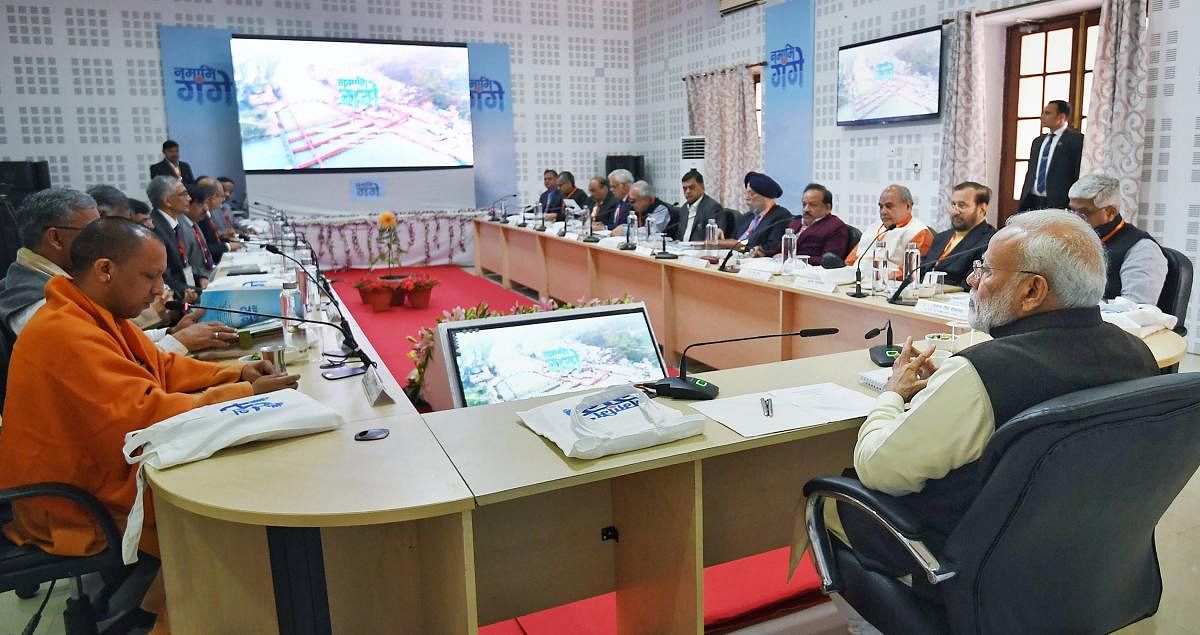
{"left": 1, "top": 483, "right": 159, "bottom": 634}
{"left": 1156, "top": 246, "right": 1192, "bottom": 336}
{"left": 845, "top": 225, "right": 863, "bottom": 260}
{"left": 803, "top": 372, "right": 1200, "bottom": 634}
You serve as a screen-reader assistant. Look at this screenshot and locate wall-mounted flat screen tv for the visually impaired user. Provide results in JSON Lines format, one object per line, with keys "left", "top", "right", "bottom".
{"left": 230, "top": 35, "right": 474, "bottom": 173}
{"left": 836, "top": 25, "right": 943, "bottom": 126}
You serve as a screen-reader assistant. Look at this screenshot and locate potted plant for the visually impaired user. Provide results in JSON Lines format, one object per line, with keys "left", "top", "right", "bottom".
{"left": 401, "top": 274, "right": 440, "bottom": 309}
{"left": 355, "top": 277, "right": 397, "bottom": 313}
{"left": 373, "top": 210, "right": 409, "bottom": 305}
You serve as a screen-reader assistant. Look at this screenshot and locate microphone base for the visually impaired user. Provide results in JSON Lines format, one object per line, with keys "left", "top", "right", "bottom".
{"left": 869, "top": 345, "right": 903, "bottom": 367}
{"left": 533, "top": 224, "right": 548, "bottom": 232}
{"left": 582, "top": 235, "right": 601, "bottom": 243}
{"left": 650, "top": 376, "right": 720, "bottom": 400}
{"left": 653, "top": 251, "right": 678, "bottom": 259}
{"left": 618, "top": 243, "right": 637, "bottom": 251}
{"left": 846, "top": 287, "right": 869, "bottom": 298}
{"left": 886, "top": 297, "right": 918, "bottom": 306}
{"left": 515, "top": 222, "right": 528, "bottom": 228}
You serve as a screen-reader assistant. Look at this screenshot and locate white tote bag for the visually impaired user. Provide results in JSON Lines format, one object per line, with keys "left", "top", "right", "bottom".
{"left": 120, "top": 389, "right": 344, "bottom": 563}
{"left": 517, "top": 385, "right": 706, "bottom": 459}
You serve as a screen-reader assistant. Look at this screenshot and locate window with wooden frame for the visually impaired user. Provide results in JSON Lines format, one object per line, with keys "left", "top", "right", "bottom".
{"left": 998, "top": 9, "right": 1100, "bottom": 225}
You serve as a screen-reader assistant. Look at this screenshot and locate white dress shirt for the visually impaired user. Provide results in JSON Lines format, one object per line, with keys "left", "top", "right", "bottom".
{"left": 1119, "top": 239, "right": 1169, "bottom": 305}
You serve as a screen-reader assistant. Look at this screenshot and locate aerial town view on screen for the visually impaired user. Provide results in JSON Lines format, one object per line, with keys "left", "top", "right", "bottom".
{"left": 452, "top": 314, "right": 663, "bottom": 407}
{"left": 837, "top": 30, "right": 940, "bottom": 123}
{"left": 231, "top": 38, "right": 474, "bottom": 170}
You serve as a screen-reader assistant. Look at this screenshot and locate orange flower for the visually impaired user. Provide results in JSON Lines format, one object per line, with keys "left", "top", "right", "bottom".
{"left": 378, "top": 210, "right": 398, "bottom": 229}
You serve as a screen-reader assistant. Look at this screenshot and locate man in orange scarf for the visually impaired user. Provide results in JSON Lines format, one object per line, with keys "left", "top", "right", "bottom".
{"left": 0, "top": 218, "right": 298, "bottom": 630}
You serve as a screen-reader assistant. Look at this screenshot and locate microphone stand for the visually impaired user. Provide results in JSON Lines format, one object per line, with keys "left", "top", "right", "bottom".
{"left": 865, "top": 320, "right": 900, "bottom": 367}
{"left": 847, "top": 225, "right": 892, "bottom": 299}
{"left": 266, "top": 243, "right": 356, "bottom": 356}
{"left": 533, "top": 202, "right": 547, "bottom": 232}
{"left": 653, "top": 235, "right": 677, "bottom": 260}
{"left": 583, "top": 204, "right": 601, "bottom": 243}
{"left": 649, "top": 327, "right": 840, "bottom": 400}
{"left": 516, "top": 205, "right": 529, "bottom": 228}
{"left": 886, "top": 243, "right": 988, "bottom": 306}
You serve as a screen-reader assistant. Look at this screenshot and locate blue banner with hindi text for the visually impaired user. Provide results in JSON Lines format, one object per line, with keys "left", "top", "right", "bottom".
{"left": 467, "top": 43, "right": 518, "bottom": 209}
{"left": 763, "top": 0, "right": 815, "bottom": 207}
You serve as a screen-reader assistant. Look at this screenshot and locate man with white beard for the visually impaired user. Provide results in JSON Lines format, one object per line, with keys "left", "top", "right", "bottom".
{"left": 825, "top": 209, "right": 1159, "bottom": 633}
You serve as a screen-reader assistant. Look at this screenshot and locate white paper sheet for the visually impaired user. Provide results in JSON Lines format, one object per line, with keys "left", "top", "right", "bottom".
{"left": 689, "top": 382, "right": 877, "bottom": 437}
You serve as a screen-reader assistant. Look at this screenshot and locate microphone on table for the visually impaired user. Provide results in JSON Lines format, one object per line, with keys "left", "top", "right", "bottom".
{"left": 165, "top": 300, "right": 372, "bottom": 370}
{"left": 648, "top": 328, "right": 840, "bottom": 400}
{"left": 887, "top": 243, "right": 988, "bottom": 305}
{"left": 847, "top": 224, "right": 895, "bottom": 299}
{"left": 264, "top": 243, "right": 350, "bottom": 351}
{"left": 583, "top": 204, "right": 601, "bottom": 243}
{"left": 718, "top": 213, "right": 792, "bottom": 272}
{"left": 865, "top": 320, "right": 899, "bottom": 367}
{"left": 488, "top": 193, "right": 517, "bottom": 223}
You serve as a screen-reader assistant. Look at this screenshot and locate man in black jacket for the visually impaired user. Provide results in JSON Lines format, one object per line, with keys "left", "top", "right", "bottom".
{"left": 1017, "top": 100, "right": 1084, "bottom": 211}
{"left": 927, "top": 181, "right": 997, "bottom": 289}
{"left": 587, "top": 177, "right": 619, "bottom": 230}
{"left": 148, "top": 140, "right": 196, "bottom": 185}
{"left": 739, "top": 172, "right": 792, "bottom": 256}
{"left": 673, "top": 169, "right": 731, "bottom": 242}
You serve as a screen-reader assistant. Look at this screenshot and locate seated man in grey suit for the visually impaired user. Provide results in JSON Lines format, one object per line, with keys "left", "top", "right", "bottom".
{"left": 673, "top": 169, "right": 732, "bottom": 242}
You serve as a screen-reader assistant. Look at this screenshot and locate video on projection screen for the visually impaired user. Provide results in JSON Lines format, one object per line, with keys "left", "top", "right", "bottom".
{"left": 230, "top": 36, "right": 474, "bottom": 172}
{"left": 836, "top": 26, "right": 942, "bottom": 126}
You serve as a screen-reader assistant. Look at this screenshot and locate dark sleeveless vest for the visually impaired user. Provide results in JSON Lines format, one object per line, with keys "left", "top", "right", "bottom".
{"left": 1097, "top": 214, "right": 1156, "bottom": 300}
{"left": 900, "top": 307, "right": 1158, "bottom": 542}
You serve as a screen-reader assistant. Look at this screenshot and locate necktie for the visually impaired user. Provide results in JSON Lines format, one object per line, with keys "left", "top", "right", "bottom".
{"left": 171, "top": 224, "right": 187, "bottom": 262}
{"left": 1035, "top": 133, "right": 1055, "bottom": 194}
{"left": 191, "top": 224, "right": 214, "bottom": 269}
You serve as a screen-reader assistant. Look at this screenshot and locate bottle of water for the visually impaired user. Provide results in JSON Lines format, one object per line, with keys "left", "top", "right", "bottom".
{"left": 871, "top": 239, "right": 889, "bottom": 292}
{"left": 704, "top": 218, "right": 719, "bottom": 250}
{"left": 625, "top": 214, "right": 637, "bottom": 245}
{"left": 903, "top": 241, "right": 922, "bottom": 290}
{"left": 780, "top": 227, "right": 797, "bottom": 273}
{"left": 280, "top": 281, "right": 301, "bottom": 349}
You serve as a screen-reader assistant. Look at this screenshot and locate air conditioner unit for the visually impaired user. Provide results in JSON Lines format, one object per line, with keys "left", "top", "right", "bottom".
{"left": 680, "top": 136, "right": 706, "bottom": 180}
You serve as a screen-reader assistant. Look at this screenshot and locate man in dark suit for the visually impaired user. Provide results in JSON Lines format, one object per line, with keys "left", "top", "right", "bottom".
{"left": 145, "top": 175, "right": 200, "bottom": 301}
{"left": 537, "top": 169, "right": 562, "bottom": 219}
{"left": 673, "top": 169, "right": 732, "bottom": 242}
{"left": 148, "top": 140, "right": 196, "bottom": 185}
{"left": 780, "top": 183, "right": 850, "bottom": 262}
{"left": 928, "top": 181, "right": 998, "bottom": 289}
{"left": 738, "top": 172, "right": 792, "bottom": 256}
{"left": 587, "top": 176, "right": 619, "bottom": 230}
{"left": 1017, "top": 100, "right": 1084, "bottom": 211}
{"left": 553, "top": 171, "right": 590, "bottom": 222}
{"left": 607, "top": 168, "right": 636, "bottom": 230}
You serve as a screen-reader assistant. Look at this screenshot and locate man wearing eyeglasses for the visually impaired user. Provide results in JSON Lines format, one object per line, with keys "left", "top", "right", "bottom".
{"left": 819, "top": 210, "right": 1158, "bottom": 632}
{"left": 146, "top": 175, "right": 206, "bottom": 299}
{"left": 1068, "top": 174, "right": 1167, "bottom": 305}
{"left": 0, "top": 188, "right": 99, "bottom": 335}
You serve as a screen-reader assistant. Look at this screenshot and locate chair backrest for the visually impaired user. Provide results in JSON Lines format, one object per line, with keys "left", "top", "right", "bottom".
{"left": 1157, "top": 246, "right": 1192, "bottom": 335}
{"left": 941, "top": 373, "right": 1200, "bottom": 634}
{"left": 845, "top": 225, "right": 863, "bottom": 259}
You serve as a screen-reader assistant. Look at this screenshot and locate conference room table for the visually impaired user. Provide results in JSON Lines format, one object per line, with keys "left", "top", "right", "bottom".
{"left": 145, "top": 239, "right": 1187, "bottom": 634}
{"left": 472, "top": 219, "right": 1187, "bottom": 372}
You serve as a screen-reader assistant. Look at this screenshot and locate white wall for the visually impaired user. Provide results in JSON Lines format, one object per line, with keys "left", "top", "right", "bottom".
{"left": 0, "top": 0, "right": 637, "bottom": 208}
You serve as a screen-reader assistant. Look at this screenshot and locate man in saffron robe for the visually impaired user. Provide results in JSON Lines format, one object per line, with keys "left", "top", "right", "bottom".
{"left": 0, "top": 218, "right": 299, "bottom": 630}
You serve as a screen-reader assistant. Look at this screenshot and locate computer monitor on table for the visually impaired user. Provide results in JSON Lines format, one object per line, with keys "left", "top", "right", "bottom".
{"left": 437, "top": 303, "right": 667, "bottom": 408}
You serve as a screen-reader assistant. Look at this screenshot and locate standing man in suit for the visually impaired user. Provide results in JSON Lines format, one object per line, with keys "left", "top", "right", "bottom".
{"left": 148, "top": 140, "right": 196, "bottom": 185}
{"left": 674, "top": 169, "right": 730, "bottom": 242}
{"left": 1017, "top": 100, "right": 1084, "bottom": 211}
{"left": 146, "top": 175, "right": 201, "bottom": 301}
{"left": 738, "top": 172, "right": 792, "bottom": 256}
{"left": 587, "top": 176, "right": 619, "bottom": 230}
{"left": 928, "top": 181, "right": 998, "bottom": 289}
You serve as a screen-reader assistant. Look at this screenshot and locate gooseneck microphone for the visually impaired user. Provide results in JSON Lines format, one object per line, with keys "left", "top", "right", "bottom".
{"left": 165, "top": 301, "right": 371, "bottom": 368}
{"left": 886, "top": 243, "right": 988, "bottom": 306}
{"left": 865, "top": 320, "right": 899, "bottom": 367}
{"left": 649, "top": 328, "right": 840, "bottom": 400}
{"left": 847, "top": 224, "right": 894, "bottom": 298}
{"left": 488, "top": 194, "right": 517, "bottom": 223}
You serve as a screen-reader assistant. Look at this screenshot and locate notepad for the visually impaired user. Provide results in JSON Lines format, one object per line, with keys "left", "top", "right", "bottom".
{"left": 689, "top": 383, "right": 876, "bottom": 437}
{"left": 858, "top": 367, "right": 893, "bottom": 391}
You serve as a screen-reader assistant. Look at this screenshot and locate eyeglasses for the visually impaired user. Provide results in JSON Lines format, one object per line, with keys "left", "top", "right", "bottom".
{"left": 44, "top": 225, "right": 88, "bottom": 233}
{"left": 970, "top": 260, "right": 1041, "bottom": 280}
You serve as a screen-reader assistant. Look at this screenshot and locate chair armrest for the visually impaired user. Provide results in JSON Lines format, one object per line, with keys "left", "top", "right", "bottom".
{"left": 0, "top": 483, "right": 123, "bottom": 558}
{"left": 803, "top": 476, "right": 956, "bottom": 591}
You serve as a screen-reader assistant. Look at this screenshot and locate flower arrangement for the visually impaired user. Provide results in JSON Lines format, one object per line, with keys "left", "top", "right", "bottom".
{"left": 352, "top": 276, "right": 401, "bottom": 292}
{"left": 399, "top": 274, "right": 440, "bottom": 292}
{"left": 372, "top": 210, "right": 405, "bottom": 274}
{"left": 404, "top": 295, "right": 633, "bottom": 403}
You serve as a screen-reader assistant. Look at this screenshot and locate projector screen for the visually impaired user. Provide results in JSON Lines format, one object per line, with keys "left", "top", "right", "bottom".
{"left": 438, "top": 304, "right": 667, "bottom": 408}
{"left": 230, "top": 36, "right": 473, "bottom": 173}
{"left": 836, "top": 25, "right": 942, "bottom": 126}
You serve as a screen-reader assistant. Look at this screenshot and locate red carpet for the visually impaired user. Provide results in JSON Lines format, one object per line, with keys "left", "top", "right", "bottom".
{"left": 479, "top": 549, "right": 826, "bottom": 634}
{"left": 329, "top": 266, "right": 534, "bottom": 392}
